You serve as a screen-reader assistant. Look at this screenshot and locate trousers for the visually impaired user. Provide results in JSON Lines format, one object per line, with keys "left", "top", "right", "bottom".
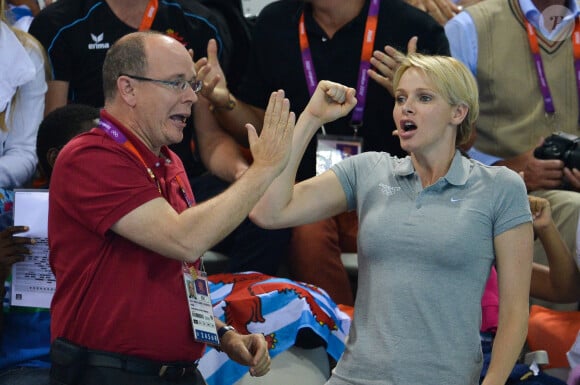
{"left": 50, "top": 338, "right": 205, "bottom": 385}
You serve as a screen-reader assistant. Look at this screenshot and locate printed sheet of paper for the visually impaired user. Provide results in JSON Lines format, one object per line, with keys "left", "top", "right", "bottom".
{"left": 11, "top": 189, "right": 54, "bottom": 308}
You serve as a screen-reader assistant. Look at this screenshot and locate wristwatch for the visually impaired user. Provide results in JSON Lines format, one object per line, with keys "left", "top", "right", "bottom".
{"left": 218, "top": 325, "right": 236, "bottom": 340}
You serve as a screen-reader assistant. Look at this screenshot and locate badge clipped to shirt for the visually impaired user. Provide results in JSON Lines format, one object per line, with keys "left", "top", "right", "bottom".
{"left": 182, "top": 263, "right": 219, "bottom": 345}
{"left": 316, "top": 134, "right": 363, "bottom": 175}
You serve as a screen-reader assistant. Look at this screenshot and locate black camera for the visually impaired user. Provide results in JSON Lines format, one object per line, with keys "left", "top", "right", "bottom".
{"left": 534, "top": 132, "right": 580, "bottom": 170}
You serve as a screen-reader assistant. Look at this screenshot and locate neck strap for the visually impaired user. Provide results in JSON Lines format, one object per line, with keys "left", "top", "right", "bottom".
{"left": 138, "top": 0, "right": 158, "bottom": 31}
{"left": 299, "top": 0, "right": 380, "bottom": 134}
{"left": 525, "top": 17, "right": 580, "bottom": 120}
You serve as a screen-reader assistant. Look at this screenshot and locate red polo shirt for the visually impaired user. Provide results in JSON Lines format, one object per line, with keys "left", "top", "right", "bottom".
{"left": 48, "top": 110, "right": 203, "bottom": 361}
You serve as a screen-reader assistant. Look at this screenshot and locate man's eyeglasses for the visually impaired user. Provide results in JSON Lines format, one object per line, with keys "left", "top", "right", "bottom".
{"left": 119, "top": 73, "right": 203, "bottom": 93}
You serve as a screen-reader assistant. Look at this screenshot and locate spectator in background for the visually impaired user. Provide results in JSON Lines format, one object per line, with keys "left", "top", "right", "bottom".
{"left": 405, "top": 0, "right": 462, "bottom": 25}
{"left": 27, "top": 0, "right": 230, "bottom": 176}
{"left": 28, "top": 0, "right": 230, "bottom": 116}
{"left": 5, "top": 0, "right": 52, "bottom": 31}
{"left": 0, "top": 0, "right": 47, "bottom": 189}
{"left": 445, "top": 0, "right": 580, "bottom": 287}
{"left": 35, "top": 104, "right": 99, "bottom": 184}
{"left": 198, "top": 0, "right": 450, "bottom": 305}
{"left": 0, "top": 104, "right": 98, "bottom": 385}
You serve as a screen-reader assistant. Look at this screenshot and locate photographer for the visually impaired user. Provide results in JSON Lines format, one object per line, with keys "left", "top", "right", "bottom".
{"left": 445, "top": 0, "right": 580, "bottom": 279}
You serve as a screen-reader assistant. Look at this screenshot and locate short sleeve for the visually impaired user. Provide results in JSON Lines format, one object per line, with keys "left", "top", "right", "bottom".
{"left": 50, "top": 132, "right": 161, "bottom": 236}
{"left": 332, "top": 152, "right": 383, "bottom": 212}
{"left": 492, "top": 166, "right": 532, "bottom": 237}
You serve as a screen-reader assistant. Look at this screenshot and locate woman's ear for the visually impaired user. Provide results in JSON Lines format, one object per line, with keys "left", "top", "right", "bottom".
{"left": 451, "top": 103, "right": 468, "bottom": 126}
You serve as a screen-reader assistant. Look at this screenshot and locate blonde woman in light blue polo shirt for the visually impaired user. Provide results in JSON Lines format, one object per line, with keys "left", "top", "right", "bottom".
{"left": 250, "top": 54, "right": 533, "bottom": 385}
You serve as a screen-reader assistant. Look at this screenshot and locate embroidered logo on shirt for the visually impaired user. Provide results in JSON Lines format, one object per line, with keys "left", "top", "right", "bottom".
{"left": 88, "top": 33, "right": 110, "bottom": 50}
{"left": 164, "top": 29, "right": 187, "bottom": 46}
{"left": 450, "top": 197, "right": 464, "bottom": 203}
{"left": 379, "top": 183, "right": 400, "bottom": 196}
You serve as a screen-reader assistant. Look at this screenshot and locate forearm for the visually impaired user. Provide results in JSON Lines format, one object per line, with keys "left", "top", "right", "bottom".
{"left": 211, "top": 97, "right": 265, "bottom": 147}
{"left": 118, "top": 162, "right": 283, "bottom": 262}
{"left": 482, "top": 307, "right": 528, "bottom": 385}
{"left": 536, "top": 221, "right": 580, "bottom": 302}
{"left": 484, "top": 224, "right": 533, "bottom": 385}
{"left": 250, "top": 111, "right": 322, "bottom": 228}
{"left": 200, "top": 132, "right": 249, "bottom": 183}
{"left": 182, "top": 164, "right": 281, "bottom": 257}
{"left": 251, "top": 81, "right": 356, "bottom": 227}
{"left": 195, "top": 98, "right": 250, "bottom": 182}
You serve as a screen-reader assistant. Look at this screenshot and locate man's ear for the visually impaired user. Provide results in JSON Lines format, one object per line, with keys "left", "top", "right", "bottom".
{"left": 117, "top": 76, "right": 137, "bottom": 107}
{"left": 46, "top": 147, "right": 59, "bottom": 170}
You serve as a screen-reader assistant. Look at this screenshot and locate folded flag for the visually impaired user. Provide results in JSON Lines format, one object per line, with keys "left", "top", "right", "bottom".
{"left": 198, "top": 272, "right": 352, "bottom": 385}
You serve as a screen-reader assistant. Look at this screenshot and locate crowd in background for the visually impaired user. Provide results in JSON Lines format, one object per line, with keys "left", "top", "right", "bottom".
{"left": 1, "top": 0, "right": 580, "bottom": 385}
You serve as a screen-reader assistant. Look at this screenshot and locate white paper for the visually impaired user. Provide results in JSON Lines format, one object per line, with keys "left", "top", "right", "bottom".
{"left": 10, "top": 189, "right": 55, "bottom": 308}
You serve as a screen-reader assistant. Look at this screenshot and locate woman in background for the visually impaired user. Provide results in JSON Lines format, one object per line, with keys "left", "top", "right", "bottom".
{"left": 0, "top": 0, "right": 47, "bottom": 189}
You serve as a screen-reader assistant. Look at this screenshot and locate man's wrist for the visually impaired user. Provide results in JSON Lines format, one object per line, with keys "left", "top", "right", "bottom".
{"left": 214, "top": 325, "right": 237, "bottom": 352}
{"left": 218, "top": 325, "right": 237, "bottom": 340}
{"left": 209, "top": 93, "right": 236, "bottom": 113}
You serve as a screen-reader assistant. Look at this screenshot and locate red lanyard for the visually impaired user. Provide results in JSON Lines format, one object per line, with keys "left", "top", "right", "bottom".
{"left": 100, "top": 116, "right": 200, "bottom": 270}
{"left": 98, "top": 116, "right": 194, "bottom": 207}
{"left": 525, "top": 18, "right": 580, "bottom": 119}
{"left": 138, "top": 0, "right": 158, "bottom": 31}
{"left": 298, "top": 0, "right": 380, "bottom": 133}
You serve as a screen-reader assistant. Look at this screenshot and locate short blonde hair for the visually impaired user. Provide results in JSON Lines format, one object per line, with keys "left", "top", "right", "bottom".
{"left": 392, "top": 54, "right": 479, "bottom": 147}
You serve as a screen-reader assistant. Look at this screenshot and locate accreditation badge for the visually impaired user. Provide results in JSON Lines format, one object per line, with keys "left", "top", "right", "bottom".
{"left": 316, "top": 134, "right": 363, "bottom": 175}
{"left": 182, "top": 263, "right": 219, "bottom": 345}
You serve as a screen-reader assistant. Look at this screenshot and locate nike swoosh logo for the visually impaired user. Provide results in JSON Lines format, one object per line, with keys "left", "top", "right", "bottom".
{"left": 450, "top": 197, "right": 464, "bottom": 202}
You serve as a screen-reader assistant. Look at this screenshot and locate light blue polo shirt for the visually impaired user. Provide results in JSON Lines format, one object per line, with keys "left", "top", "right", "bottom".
{"left": 328, "top": 150, "right": 531, "bottom": 385}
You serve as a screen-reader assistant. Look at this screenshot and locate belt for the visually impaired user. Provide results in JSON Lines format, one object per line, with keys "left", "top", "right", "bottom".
{"left": 86, "top": 350, "right": 199, "bottom": 381}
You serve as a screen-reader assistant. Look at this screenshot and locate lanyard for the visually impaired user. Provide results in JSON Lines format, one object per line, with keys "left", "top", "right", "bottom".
{"left": 525, "top": 18, "right": 580, "bottom": 120}
{"left": 98, "top": 117, "right": 194, "bottom": 207}
{"left": 138, "top": 0, "right": 158, "bottom": 31}
{"left": 99, "top": 117, "right": 201, "bottom": 273}
{"left": 299, "top": 0, "right": 380, "bottom": 134}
